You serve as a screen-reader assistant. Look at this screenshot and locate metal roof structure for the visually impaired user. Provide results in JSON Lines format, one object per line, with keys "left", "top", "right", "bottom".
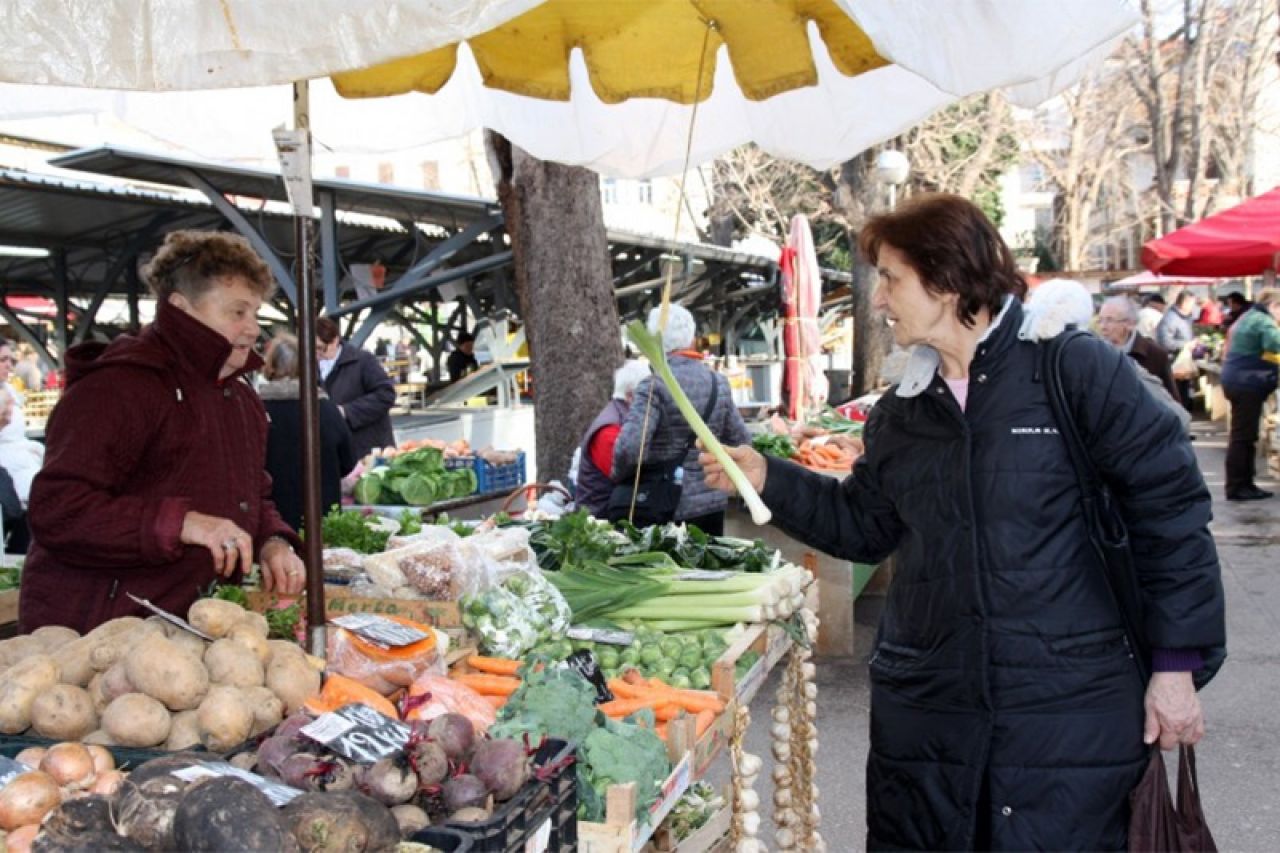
{"left": 1, "top": 145, "right": 852, "bottom": 373}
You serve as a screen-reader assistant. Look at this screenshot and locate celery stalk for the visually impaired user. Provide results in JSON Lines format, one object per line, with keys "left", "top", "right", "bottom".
{"left": 627, "top": 320, "right": 772, "bottom": 525}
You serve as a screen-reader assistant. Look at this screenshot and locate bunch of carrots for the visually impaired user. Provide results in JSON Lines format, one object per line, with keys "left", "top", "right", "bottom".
{"left": 451, "top": 655, "right": 524, "bottom": 709}
{"left": 794, "top": 440, "right": 855, "bottom": 471}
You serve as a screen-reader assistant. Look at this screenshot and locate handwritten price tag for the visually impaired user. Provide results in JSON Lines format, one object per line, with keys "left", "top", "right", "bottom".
{"left": 301, "top": 703, "right": 411, "bottom": 763}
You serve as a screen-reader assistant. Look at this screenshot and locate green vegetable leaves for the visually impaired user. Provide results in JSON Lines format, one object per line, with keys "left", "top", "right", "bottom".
{"left": 319, "top": 506, "right": 394, "bottom": 554}
{"left": 752, "top": 432, "right": 796, "bottom": 459}
{"left": 353, "top": 446, "right": 479, "bottom": 507}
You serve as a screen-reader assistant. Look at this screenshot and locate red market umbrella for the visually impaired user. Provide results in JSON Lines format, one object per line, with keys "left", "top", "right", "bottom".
{"left": 1142, "top": 187, "right": 1280, "bottom": 278}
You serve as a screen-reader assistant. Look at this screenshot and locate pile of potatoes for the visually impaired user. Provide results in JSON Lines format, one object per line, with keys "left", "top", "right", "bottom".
{"left": 0, "top": 599, "right": 321, "bottom": 753}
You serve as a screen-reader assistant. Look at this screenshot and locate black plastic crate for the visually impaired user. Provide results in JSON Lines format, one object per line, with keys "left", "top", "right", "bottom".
{"left": 414, "top": 737, "right": 577, "bottom": 853}
{"left": 0, "top": 733, "right": 176, "bottom": 770}
{"left": 411, "top": 826, "right": 473, "bottom": 852}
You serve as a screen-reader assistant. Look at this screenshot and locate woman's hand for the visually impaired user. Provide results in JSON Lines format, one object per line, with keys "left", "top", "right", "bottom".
{"left": 1144, "top": 671, "right": 1205, "bottom": 749}
{"left": 697, "top": 442, "right": 767, "bottom": 494}
{"left": 259, "top": 537, "right": 306, "bottom": 595}
{"left": 181, "top": 512, "right": 253, "bottom": 577}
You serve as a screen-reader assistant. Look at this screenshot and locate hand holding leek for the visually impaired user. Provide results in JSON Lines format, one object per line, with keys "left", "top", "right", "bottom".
{"left": 697, "top": 442, "right": 767, "bottom": 496}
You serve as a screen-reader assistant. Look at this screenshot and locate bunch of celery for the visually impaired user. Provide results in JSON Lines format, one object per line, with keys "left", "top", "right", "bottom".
{"left": 626, "top": 320, "right": 771, "bottom": 525}
{"left": 546, "top": 561, "right": 810, "bottom": 630}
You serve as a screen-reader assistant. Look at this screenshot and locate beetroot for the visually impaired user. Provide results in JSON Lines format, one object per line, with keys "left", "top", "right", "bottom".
{"left": 255, "top": 736, "right": 298, "bottom": 779}
{"left": 427, "top": 713, "right": 474, "bottom": 762}
{"left": 408, "top": 740, "right": 449, "bottom": 788}
{"left": 358, "top": 756, "right": 418, "bottom": 806}
{"left": 274, "top": 712, "right": 313, "bottom": 742}
{"left": 278, "top": 754, "right": 324, "bottom": 791}
{"left": 441, "top": 774, "right": 488, "bottom": 813}
{"left": 470, "top": 738, "right": 529, "bottom": 801}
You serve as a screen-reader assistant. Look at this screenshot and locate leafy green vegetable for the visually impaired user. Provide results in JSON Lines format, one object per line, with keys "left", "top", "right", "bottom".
{"left": 209, "top": 583, "right": 249, "bottom": 607}
{"left": 396, "top": 508, "right": 423, "bottom": 536}
{"left": 264, "top": 601, "right": 302, "bottom": 640}
{"left": 396, "top": 474, "right": 440, "bottom": 507}
{"left": 0, "top": 565, "right": 20, "bottom": 592}
{"left": 809, "top": 406, "right": 864, "bottom": 436}
{"left": 354, "top": 472, "right": 385, "bottom": 505}
{"left": 751, "top": 432, "right": 796, "bottom": 459}
{"left": 581, "top": 713, "right": 670, "bottom": 820}
{"left": 319, "top": 506, "right": 392, "bottom": 553}
{"left": 490, "top": 665, "right": 600, "bottom": 746}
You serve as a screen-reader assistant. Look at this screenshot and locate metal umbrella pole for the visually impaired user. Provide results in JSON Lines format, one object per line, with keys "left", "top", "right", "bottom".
{"left": 277, "top": 80, "right": 327, "bottom": 655}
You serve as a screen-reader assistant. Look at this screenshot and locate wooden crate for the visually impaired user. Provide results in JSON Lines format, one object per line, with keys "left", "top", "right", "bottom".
{"left": 710, "top": 622, "right": 793, "bottom": 706}
{"left": 579, "top": 740, "right": 693, "bottom": 853}
{"left": 650, "top": 790, "right": 732, "bottom": 853}
{"left": 244, "top": 586, "right": 469, "bottom": 644}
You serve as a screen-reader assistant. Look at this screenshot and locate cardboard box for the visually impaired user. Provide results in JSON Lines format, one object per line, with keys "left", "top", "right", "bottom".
{"left": 243, "top": 586, "right": 467, "bottom": 642}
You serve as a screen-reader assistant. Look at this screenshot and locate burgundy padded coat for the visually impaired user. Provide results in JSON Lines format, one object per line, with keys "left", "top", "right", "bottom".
{"left": 19, "top": 300, "right": 299, "bottom": 633}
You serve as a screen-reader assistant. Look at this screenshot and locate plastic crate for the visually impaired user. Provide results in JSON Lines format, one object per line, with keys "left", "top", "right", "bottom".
{"left": 0, "top": 733, "right": 175, "bottom": 770}
{"left": 446, "top": 453, "right": 527, "bottom": 495}
{"left": 411, "top": 826, "right": 474, "bottom": 852}
{"left": 421, "top": 737, "right": 577, "bottom": 853}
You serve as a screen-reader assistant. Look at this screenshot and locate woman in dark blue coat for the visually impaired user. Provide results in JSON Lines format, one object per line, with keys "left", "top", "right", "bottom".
{"left": 702, "top": 194, "right": 1225, "bottom": 850}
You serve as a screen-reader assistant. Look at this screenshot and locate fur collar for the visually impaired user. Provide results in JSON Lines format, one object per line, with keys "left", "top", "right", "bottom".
{"left": 896, "top": 295, "right": 1015, "bottom": 399}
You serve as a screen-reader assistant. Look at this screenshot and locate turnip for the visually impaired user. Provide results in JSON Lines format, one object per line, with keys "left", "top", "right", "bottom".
{"left": 281, "top": 791, "right": 400, "bottom": 853}
{"left": 0, "top": 772, "right": 61, "bottom": 831}
{"left": 441, "top": 774, "right": 488, "bottom": 813}
{"left": 426, "top": 713, "right": 474, "bottom": 762}
{"left": 113, "top": 777, "right": 187, "bottom": 850}
{"left": 358, "top": 756, "right": 418, "bottom": 806}
{"left": 449, "top": 806, "right": 492, "bottom": 823}
{"left": 408, "top": 740, "right": 449, "bottom": 788}
{"left": 172, "top": 777, "right": 296, "bottom": 852}
{"left": 469, "top": 738, "right": 529, "bottom": 801}
{"left": 227, "top": 752, "right": 258, "bottom": 772}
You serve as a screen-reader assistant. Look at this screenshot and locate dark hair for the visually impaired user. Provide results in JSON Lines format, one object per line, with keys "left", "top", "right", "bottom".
{"left": 857, "top": 193, "right": 1026, "bottom": 326}
{"left": 315, "top": 316, "right": 341, "bottom": 345}
{"left": 1143, "top": 293, "right": 1167, "bottom": 308}
{"left": 143, "top": 230, "right": 274, "bottom": 302}
{"left": 457, "top": 332, "right": 475, "bottom": 345}
{"left": 1225, "top": 291, "right": 1249, "bottom": 306}
{"left": 1174, "top": 290, "right": 1197, "bottom": 309}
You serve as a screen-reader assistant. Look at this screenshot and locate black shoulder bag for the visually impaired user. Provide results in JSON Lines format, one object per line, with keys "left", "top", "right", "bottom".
{"left": 604, "top": 376, "right": 718, "bottom": 527}
{"left": 1042, "top": 331, "right": 1153, "bottom": 684}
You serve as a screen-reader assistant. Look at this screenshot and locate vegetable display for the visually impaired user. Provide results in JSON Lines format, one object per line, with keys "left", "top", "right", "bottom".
{"left": 528, "top": 626, "right": 729, "bottom": 689}
{"left": 460, "top": 570, "right": 572, "bottom": 659}
{"left": 627, "top": 319, "right": 771, "bottom": 525}
{"left": 317, "top": 505, "right": 422, "bottom": 554}
{"left": 355, "top": 446, "right": 478, "bottom": 507}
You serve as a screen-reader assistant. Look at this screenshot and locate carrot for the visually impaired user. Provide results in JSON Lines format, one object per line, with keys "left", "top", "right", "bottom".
{"left": 453, "top": 673, "right": 521, "bottom": 696}
{"left": 622, "top": 669, "right": 648, "bottom": 686}
{"left": 482, "top": 694, "right": 507, "bottom": 709}
{"left": 607, "top": 678, "right": 656, "bottom": 700}
{"left": 645, "top": 678, "right": 726, "bottom": 714}
{"left": 465, "top": 655, "right": 523, "bottom": 677}
{"left": 695, "top": 708, "right": 716, "bottom": 738}
{"left": 312, "top": 674, "right": 400, "bottom": 720}
{"left": 655, "top": 723, "right": 668, "bottom": 740}
{"left": 598, "top": 697, "right": 664, "bottom": 717}
{"left": 654, "top": 703, "right": 683, "bottom": 721}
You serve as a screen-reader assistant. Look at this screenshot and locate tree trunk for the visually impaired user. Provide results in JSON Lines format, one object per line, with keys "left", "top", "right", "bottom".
{"left": 486, "top": 132, "right": 623, "bottom": 483}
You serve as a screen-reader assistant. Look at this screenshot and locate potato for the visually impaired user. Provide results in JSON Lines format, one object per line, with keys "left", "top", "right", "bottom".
{"left": 188, "top": 600, "right": 247, "bottom": 639}
{"left": 267, "top": 640, "right": 306, "bottom": 667}
{"left": 165, "top": 710, "right": 202, "bottom": 752}
{"left": 204, "top": 639, "right": 264, "bottom": 688}
{"left": 89, "top": 632, "right": 140, "bottom": 673}
{"left": 102, "top": 694, "right": 171, "bottom": 747}
{"left": 227, "top": 625, "right": 270, "bottom": 667}
{"left": 100, "top": 663, "right": 135, "bottom": 704}
{"left": 81, "top": 729, "right": 116, "bottom": 746}
{"left": 239, "top": 686, "right": 284, "bottom": 737}
{"left": 237, "top": 611, "right": 270, "bottom": 639}
{"left": 197, "top": 686, "right": 254, "bottom": 752}
{"left": 0, "top": 656, "right": 60, "bottom": 733}
{"left": 167, "top": 629, "right": 209, "bottom": 662}
{"left": 55, "top": 638, "right": 95, "bottom": 687}
{"left": 30, "top": 625, "right": 80, "bottom": 650}
{"left": 265, "top": 657, "right": 320, "bottom": 715}
{"left": 87, "top": 674, "right": 109, "bottom": 714}
{"left": 29, "top": 684, "right": 97, "bottom": 740}
{"left": 124, "top": 633, "right": 209, "bottom": 711}
{"left": 0, "top": 636, "right": 40, "bottom": 671}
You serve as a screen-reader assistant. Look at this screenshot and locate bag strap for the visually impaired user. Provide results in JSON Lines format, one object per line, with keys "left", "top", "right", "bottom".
{"left": 1041, "top": 332, "right": 1152, "bottom": 684}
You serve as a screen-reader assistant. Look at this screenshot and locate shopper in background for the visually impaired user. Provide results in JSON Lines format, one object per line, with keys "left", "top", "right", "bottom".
{"left": 701, "top": 194, "right": 1224, "bottom": 850}
{"left": 0, "top": 341, "right": 44, "bottom": 505}
{"left": 575, "top": 360, "right": 650, "bottom": 516}
{"left": 1097, "top": 295, "right": 1180, "bottom": 400}
{"left": 20, "top": 230, "right": 305, "bottom": 633}
{"left": 315, "top": 316, "right": 396, "bottom": 461}
{"left": 1136, "top": 292, "right": 1166, "bottom": 338}
{"left": 1223, "top": 291, "right": 1252, "bottom": 328}
{"left": 1157, "top": 289, "right": 1200, "bottom": 410}
{"left": 613, "top": 305, "right": 749, "bottom": 535}
{"left": 1220, "top": 288, "right": 1280, "bottom": 501}
{"left": 12, "top": 344, "right": 43, "bottom": 393}
{"left": 447, "top": 332, "right": 479, "bottom": 383}
{"left": 260, "top": 333, "right": 356, "bottom": 530}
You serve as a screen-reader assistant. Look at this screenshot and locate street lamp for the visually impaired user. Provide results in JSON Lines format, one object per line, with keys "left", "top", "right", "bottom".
{"left": 875, "top": 149, "right": 910, "bottom": 208}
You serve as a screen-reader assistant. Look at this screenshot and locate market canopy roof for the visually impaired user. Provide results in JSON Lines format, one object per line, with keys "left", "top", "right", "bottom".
{"left": 1108, "top": 270, "right": 1221, "bottom": 289}
{"left": 1141, "top": 187, "right": 1280, "bottom": 278}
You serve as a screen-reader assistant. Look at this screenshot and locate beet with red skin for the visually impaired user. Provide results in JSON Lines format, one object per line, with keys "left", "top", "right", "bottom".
{"left": 441, "top": 773, "right": 488, "bottom": 813}
{"left": 469, "top": 738, "right": 529, "bottom": 801}
{"left": 408, "top": 739, "right": 449, "bottom": 788}
{"left": 427, "top": 713, "right": 475, "bottom": 762}
{"left": 358, "top": 755, "right": 418, "bottom": 806}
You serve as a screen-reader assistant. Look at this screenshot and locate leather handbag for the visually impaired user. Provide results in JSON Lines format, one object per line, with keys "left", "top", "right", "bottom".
{"left": 1128, "top": 746, "right": 1218, "bottom": 852}
{"left": 605, "top": 375, "right": 718, "bottom": 527}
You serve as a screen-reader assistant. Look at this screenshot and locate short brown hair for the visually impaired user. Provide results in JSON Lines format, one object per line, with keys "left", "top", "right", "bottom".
{"left": 858, "top": 193, "right": 1027, "bottom": 327}
{"left": 315, "top": 316, "right": 341, "bottom": 345}
{"left": 143, "top": 230, "right": 275, "bottom": 302}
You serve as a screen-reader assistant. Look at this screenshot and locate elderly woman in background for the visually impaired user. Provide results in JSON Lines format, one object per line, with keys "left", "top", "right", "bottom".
{"left": 260, "top": 334, "right": 356, "bottom": 531}
{"left": 1097, "top": 294, "right": 1180, "bottom": 400}
{"left": 613, "top": 305, "right": 749, "bottom": 534}
{"left": 702, "top": 194, "right": 1225, "bottom": 850}
{"left": 20, "top": 231, "right": 305, "bottom": 634}
{"left": 575, "top": 359, "right": 651, "bottom": 517}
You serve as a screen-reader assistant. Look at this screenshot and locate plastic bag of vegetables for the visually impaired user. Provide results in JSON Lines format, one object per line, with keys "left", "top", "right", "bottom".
{"left": 460, "top": 568, "right": 572, "bottom": 659}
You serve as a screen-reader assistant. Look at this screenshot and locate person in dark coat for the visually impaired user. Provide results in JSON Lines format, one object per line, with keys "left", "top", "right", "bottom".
{"left": 701, "top": 194, "right": 1225, "bottom": 851}
{"left": 315, "top": 316, "right": 396, "bottom": 462}
{"left": 575, "top": 359, "right": 649, "bottom": 516}
{"left": 259, "top": 334, "right": 356, "bottom": 531}
{"left": 446, "top": 332, "right": 479, "bottom": 383}
{"left": 20, "top": 231, "right": 305, "bottom": 633}
{"left": 1097, "top": 295, "right": 1180, "bottom": 399}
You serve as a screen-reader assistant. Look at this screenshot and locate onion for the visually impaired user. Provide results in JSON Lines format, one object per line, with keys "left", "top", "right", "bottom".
{"left": 0, "top": 772, "right": 62, "bottom": 831}
{"left": 91, "top": 770, "right": 126, "bottom": 797}
{"left": 39, "top": 743, "right": 96, "bottom": 791}
{"left": 12, "top": 749, "right": 45, "bottom": 769}
{"left": 84, "top": 744, "right": 115, "bottom": 775}
{"left": 4, "top": 823, "right": 40, "bottom": 853}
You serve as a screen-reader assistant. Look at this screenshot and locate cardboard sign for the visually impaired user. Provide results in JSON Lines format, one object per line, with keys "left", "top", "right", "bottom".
{"left": 173, "top": 763, "right": 301, "bottom": 806}
{"left": 301, "top": 703, "right": 411, "bottom": 763}
{"left": 567, "top": 626, "right": 634, "bottom": 646}
{"left": 127, "top": 594, "right": 213, "bottom": 641}
{"left": 331, "top": 613, "right": 429, "bottom": 648}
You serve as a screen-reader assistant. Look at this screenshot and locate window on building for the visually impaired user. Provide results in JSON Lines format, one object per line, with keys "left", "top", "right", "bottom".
{"left": 601, "top": 177, "right": 618, "bottom": 205}
{"left": 420, "top": 161, "right": 440, "bottom": 189}
{"left": 637, "top": 179, "right": 653, "bottom": 204}
{"left": 378, "top": 162, "right": 395, "bottom": 184}
{"left": 1021, "top": 163, "right": 1046, "bottom": 192}
{"left": 335, "top": 165, "right": 351, "bottom": 179}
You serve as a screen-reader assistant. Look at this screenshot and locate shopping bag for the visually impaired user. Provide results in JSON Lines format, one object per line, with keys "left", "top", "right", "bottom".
{"left": 1129, "top": 746, "right": 1217, "bottom": 852}
{"left": 1171, "top": 343, "right": 1199, "bottom": 381}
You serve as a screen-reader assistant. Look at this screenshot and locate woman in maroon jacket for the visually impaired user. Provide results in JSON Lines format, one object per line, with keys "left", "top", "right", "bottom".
{"left": 19, "top": 231, "right": 306, "bottom": 633}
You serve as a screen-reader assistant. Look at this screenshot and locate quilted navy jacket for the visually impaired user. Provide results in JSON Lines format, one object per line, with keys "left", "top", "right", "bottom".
{"left": 760, "top": 300, "right": 1225, "bottom": 850}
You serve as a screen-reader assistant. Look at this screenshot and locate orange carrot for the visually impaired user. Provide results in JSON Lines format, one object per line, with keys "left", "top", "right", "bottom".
{"left": 654, "top": 703, "right": 683, "bottom": 722}
{"left": 598, "top": 697, "right": 664, "bottom": 717}
{"left": 453, "top": 673, "right": 521, "bottom": 696}
{"left": 482, "top": 694, "right": 507, "bottom": 709}
{"left": 645, "top": 678, "right": 726, "bottom": 714}
{"left": 311, "top": 674, "right": 400, "bottom": 720}
{"left": 607, "top": 678, "right": 655, "bottom": 700}
{"left": 465, "top": 655, "right": 523, "bottom": 677}
{"left": 655, "top": 723, "right": 668, "bottom": 740}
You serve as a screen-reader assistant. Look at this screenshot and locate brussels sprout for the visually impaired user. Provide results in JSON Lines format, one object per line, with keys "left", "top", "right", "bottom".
{"left": 679, "top": 647, "right": 703, "bottom": 670}
{"left": 656, "top": 658, "right": 677, "bottom": 677}
{"left": 659, "top": 637, "right": 684, "bottom": 659}
{"left": 598, "top": 648, "right": 621, "bottom": 669}
{"left": 690, "top": 666, "right": 712, "bottom": 690}
{"left": 639, "top": 645, "right": 664, "bottom": 666}
{"left": 670, "top": 670, "right": 693, "bottom": 689}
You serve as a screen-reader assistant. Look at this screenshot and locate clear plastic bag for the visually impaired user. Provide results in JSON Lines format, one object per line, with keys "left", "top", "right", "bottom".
{"left": 322, "top": 547, "right": 365, "bottom": 582}
{"left": 460, "top": 567, "right": 572, "bottom": 659}
{"left": 325, "top": 615, "right": 445, "bottom": 696}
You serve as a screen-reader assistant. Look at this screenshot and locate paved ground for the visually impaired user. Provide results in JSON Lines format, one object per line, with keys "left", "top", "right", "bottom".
{"left": 739, "top": 418, "right": 1280, "bottom": 851}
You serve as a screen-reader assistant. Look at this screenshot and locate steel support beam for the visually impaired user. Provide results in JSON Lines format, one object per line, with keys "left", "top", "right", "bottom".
{"left": 0, "top": 303, "right": 55, "bottom": 370}
{"left": 318, "top": 189, "right": 340, "bottom": 314}
{"left": 53, "top": 250, "right": 69, "bottom": 363}
{"left": 73, "top": 212, "right": 173, "bottom": 345}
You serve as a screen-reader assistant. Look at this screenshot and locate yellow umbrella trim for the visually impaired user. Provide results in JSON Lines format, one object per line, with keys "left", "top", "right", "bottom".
{"left": 332, "top": 0, "right": 887, "bottom": 104}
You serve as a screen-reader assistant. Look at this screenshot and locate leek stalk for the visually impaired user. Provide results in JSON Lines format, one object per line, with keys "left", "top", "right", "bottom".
{"left": 626, "top": 320, "right": 771, "bottom": 525}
